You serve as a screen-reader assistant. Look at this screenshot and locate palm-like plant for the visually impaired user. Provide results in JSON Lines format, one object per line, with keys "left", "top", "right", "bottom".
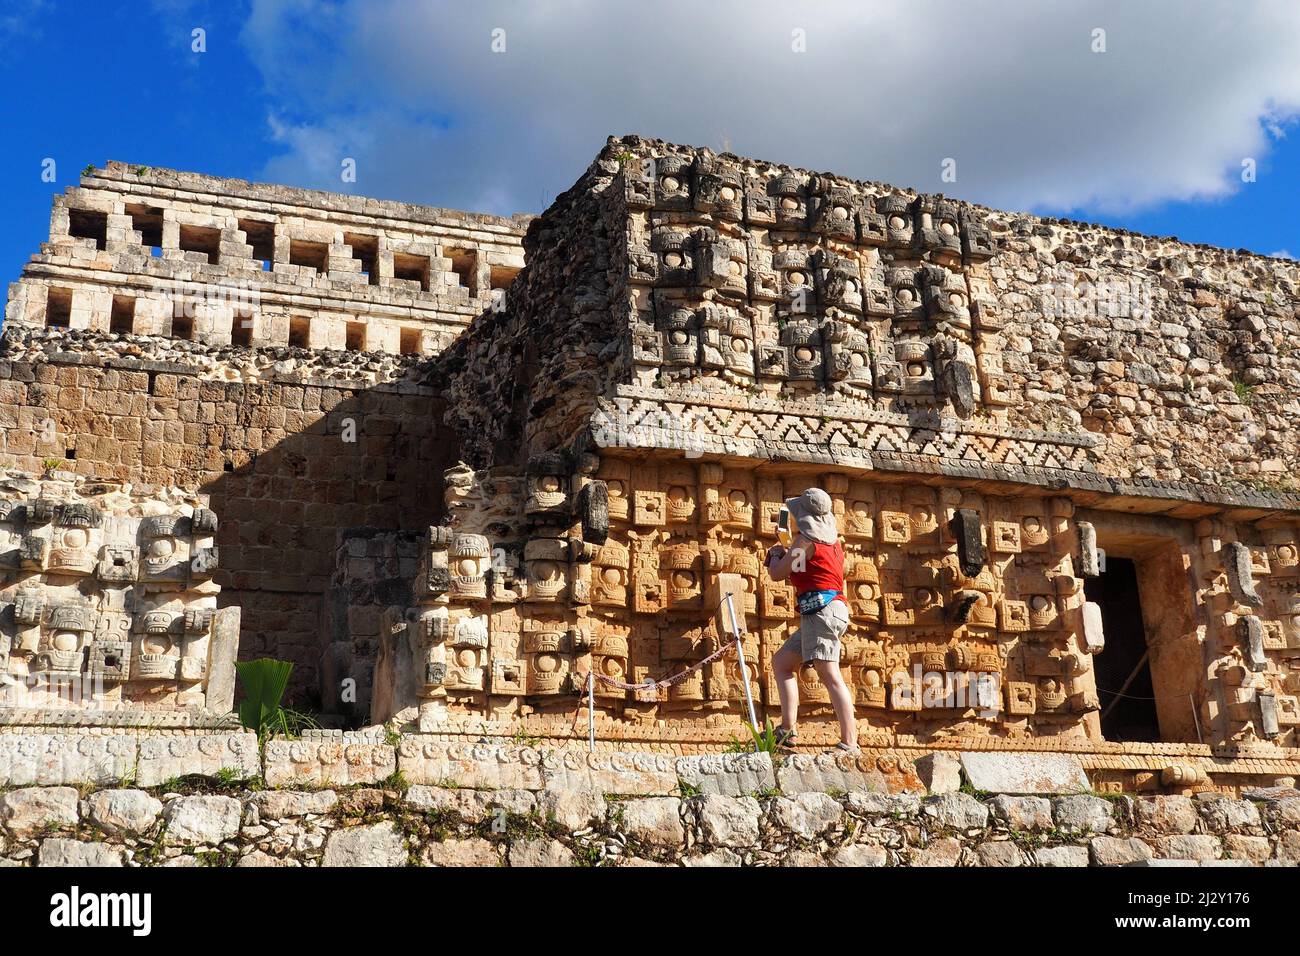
{"left": 236, "top": 659, "right": 317, "bottom": 742}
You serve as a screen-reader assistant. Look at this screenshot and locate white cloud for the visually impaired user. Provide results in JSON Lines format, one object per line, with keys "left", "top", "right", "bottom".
{"left": 239, "top": 0, "right": 1300, "bottom": 219}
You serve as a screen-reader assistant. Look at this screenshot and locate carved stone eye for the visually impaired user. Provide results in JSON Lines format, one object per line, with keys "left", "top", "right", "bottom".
{"left": 907, "top": 362, "right": 926, "bottom": 376}
{"left": 600, "top": 568, "right": 622, "bottom": 586}
{"left": 668, "top": 486, "right": 689, "bottom": 504}
{"left": 456, "top": 558, "right": 478, "bottom": 576}
{"left": 852, "top": 500, "right": 870, "bottom": 517}
{"left": 727, "top": 490, "right": 748, "bottom": 508}
{"left": 62, "top": 529, "right": 88, "bottom": 548}
{"left": 606, "top": 480, "right": 624, "bottom": 498}
{"left": 728, "top": 260, "right": 742, "bottom": 276}
{"left": 671, "top": 570, "right": 695, "bottom": 589}
{"left": 780, "top": 197, "right": 799, "bottom": 210}
{"left": 534, "top": 654, "right": 558, "bottom": 674}
{"left": 457, "top": 649, "right": 476, "bottom": 667}
{"left": 850, "top": 353, "right": 866, "bottom": 367}
{"left": 948, "top": 292, "right": 964, "bottom": 306}
{"left": 795, "top": 347, "right": 815, "bottom": 362}
{"left": 148, "top": 539, "right": 175, "bottom": 558}
{"left": 664, "top": 252, "right": 683, "bottom": 267}
{"left": 896, "top": 288, "right": 914, "bottom": 304}
{"left": 142, "top": 635, "right": 172, "bottom": 655}
{"left": 719, "top": 186, "right": 736, "bottom": 201}
{"left": 940, "top": 221, "right": 957, "bottom": 236}
{"left": 856, "top": 583, "right": 876, "bottom": 600}
{"left": 1031, "top": 595, "right": 1051, "bottom": 611}
{"left": 670, "top": 330, "right": 689, "bottom": 345}
{"left": 845, "top": 279, "right": 858, "bottom": 292}
{"left": 539, "top": 476, "right": 561, "bottom": 493}
{"left": 1023, "top": 516, "right": 1043, "bottom": 532}
{"left": 832, "top": 205, "right": 849, "bottom": 220}
{"left": 788, "top": 271, "right": 806, "bottom": 286}
{"left": 52, "top": 631, "right": 80, "bottom": 651}
{"left": 730, "top": 337, "right": 750, "bottom": 353}
{"left": 662, "top": 176, "right": 680, "bottom": 191}
{"left": 889, "top": 215, "right": 907, "bottom": 229}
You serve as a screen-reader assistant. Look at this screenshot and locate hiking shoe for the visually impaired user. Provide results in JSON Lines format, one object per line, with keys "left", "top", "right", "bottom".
{"left": 830, "top": 742, "right": 861, "bottom": 756}
{"left": 773, "top": 727, "right": 798, "bottom": 750}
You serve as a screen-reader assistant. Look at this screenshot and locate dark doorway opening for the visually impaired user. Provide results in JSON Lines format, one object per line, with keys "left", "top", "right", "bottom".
{"left": 1085, "top": 556, "right": 1161, "bottom": 742}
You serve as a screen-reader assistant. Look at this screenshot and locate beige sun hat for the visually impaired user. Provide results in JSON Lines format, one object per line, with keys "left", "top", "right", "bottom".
{"left": 784, "top": 487, "right": 838, "bottom": 545}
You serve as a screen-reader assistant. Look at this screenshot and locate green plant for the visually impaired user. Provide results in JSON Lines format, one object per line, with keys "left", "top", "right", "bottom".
{"left": 133, "top": 165, "right": 148, "bottom": 176}
{"left": 236, "top": 658, "right": 317, "bottom": 742}
{"left": 214, "top": 767, "right": 246, "bottom": 787}
{"left": 743, "top": 717, "right": 788, "bottom": 755}
{"left": 81, "top": 164, "right": 96, "bottom": 176}
{"left": 1232, "top": 378, "right": 1256, "bottom": 405}
{"left": 41, "top": 458, "right": 62, "bottom": 477}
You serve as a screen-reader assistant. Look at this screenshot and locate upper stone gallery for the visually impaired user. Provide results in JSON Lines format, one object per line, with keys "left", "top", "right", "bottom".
{"left": 3, "top": 137, "right": 1299, "bottom": 790}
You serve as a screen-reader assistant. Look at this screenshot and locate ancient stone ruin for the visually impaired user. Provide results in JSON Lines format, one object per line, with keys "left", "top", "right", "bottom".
{"left": 3, "top": 136, "right": 1299, "bottom": 805}
{"left": 0, "top": 472, "right": 238, "bottom": 717}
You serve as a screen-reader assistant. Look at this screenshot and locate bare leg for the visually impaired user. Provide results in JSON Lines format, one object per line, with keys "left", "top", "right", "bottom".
{"left": 772, "top": 643, "right": 802, "bottom": 733}
{"left": 814, "top": 660, "right": 857, "bottom": 746}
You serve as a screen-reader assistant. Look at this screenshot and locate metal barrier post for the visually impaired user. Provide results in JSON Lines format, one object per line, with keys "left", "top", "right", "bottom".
{"left": 587, "top": 670, "right": 596, "bottom": 752}
{"left": 724, "top": 592, "right": 760, "bottom": 733}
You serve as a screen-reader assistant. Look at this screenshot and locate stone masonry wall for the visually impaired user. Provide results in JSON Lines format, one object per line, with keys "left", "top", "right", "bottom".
{"left": 0, "top": 328, "right": 452, "bottom": 704}
{"left": 439, "top": 135, "right": 1300, "bottom": 504}
{"left": 2, "top": 735, "right": 1299, "bottom": 867}
{"left": 6, "top": 160, "right": 528, "bottom": 356}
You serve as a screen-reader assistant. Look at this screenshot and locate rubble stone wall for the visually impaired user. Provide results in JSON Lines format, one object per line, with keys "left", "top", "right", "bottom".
{"left": 1, "top": 736, "right": 1298, "bottom": 867}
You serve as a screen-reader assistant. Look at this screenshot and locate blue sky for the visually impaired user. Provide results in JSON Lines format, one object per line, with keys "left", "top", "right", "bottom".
{"left": 3, "top": 0, "right": 1299, "bottom": 286}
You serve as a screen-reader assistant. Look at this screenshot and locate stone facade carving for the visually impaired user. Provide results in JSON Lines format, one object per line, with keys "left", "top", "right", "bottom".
{"left": 0, "top": 473, "right": 238, "bottom": 715}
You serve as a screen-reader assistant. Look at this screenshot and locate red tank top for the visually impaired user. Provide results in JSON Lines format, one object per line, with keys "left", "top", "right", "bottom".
{"left": 788, "top": 540, "right": 846, "bottom": 601}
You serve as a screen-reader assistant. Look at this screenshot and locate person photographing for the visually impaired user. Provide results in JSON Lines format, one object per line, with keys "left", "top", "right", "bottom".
{"left": 765, "top": 487, "right": 859, "bottom": 754}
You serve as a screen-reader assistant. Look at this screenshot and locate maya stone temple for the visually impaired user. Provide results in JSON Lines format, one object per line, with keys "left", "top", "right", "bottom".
{"left": 3, "top": 135, "right": 1300, "bottom": 813}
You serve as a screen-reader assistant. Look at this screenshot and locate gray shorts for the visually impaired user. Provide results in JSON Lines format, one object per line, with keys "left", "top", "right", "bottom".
{"left": 780, "top": 600, "right": 849, "bottom": 664}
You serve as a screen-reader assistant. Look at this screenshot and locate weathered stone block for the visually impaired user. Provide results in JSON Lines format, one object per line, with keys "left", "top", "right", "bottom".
{"left": 676, "top": 752, "right": 774, "bottom": 797}
{"left": 1052, "top": 795, "right": 1115, "bottom": 834}
{"left": 136, "top": 733, "right": 258, "bottom": 787}
{"left": 38, "top": 837, "right": 124, "bottom": 867}
{"left": 617, "top": 797, "right": 685, "bottom": 847}
{"left": 775, "top": 753, "right": 887, "bottom": 795}
{"left": 162, "top": 795, "right": 242, "bottom": 845}
{"left": 0, "top": 734, "right": 137, "bottom": 787}
{"left": 959, "top": 752, "right": 1088, "bottom": 795}
{"left": 922, "top": 792, "right": 990, "bottom": 829}
{"left": 988, "top": 794, "right": 1053, "bottom": 831}
{"left": 694, "top": 794, "right": 761, "bottom": 848}
{"left": 0, "top": 786, "right": 79, "bottom": 836}
{"left": 263, "top": 735, "right": 395, "bottom": 787}
{"left": 85, "top": 789, "right": 162, "bottom": 836}
{"left": 1089, "top": 836, "right": 1153, "bottom": 866}
{"left": 508, "top": 837, "right": 573, "bottom": 867}
{"left": 322, "top": 821, "right": 408, "bottom": 867}
{"left": 1136, "top": 795, "right": 1199, "bottom": 834}
{"left": 771, "top": 792, "right": 844, "bottom": 840}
